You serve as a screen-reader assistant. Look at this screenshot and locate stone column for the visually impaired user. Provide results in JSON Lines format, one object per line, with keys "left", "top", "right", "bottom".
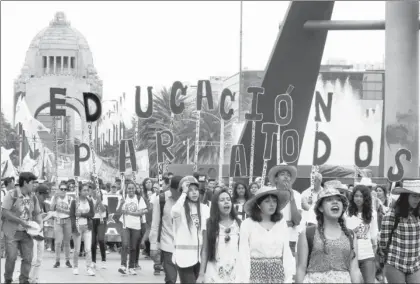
{"left": 61, "top": 56, "right": 64, "bottom": 74}
{"left": 68, "top": 56, "right": 71, "bottom": 74}
{"left": 53, "top": 57, "right": 56, "bottom": 74}
{"left": 384, "top": 1, "right": 419, "bottom": 178}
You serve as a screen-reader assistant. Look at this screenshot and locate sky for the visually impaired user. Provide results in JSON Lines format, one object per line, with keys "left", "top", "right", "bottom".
{"left": 1, "top": 1, "right": 388, "bottom": 123}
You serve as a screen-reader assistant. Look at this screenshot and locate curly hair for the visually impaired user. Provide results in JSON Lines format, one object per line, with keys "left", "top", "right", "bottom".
{"left": 348, "top": 185, "right": 372, "bottom": 223}
{"left": 315, "top": 201, "right": 355, "bottom": 259}
{"left": 206, "top": 189, "right": 241, "bottom": 262}
{"left": 232, "top": 182, "right": 251, "bottom": 204}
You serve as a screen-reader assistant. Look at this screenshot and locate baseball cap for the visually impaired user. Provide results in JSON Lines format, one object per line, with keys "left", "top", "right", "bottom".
{"left": 178, "top": 176, "right": 199, "bottom": 190}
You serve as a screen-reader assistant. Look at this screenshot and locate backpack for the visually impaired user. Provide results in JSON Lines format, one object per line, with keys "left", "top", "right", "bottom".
{"left": 306, "top": 224, "right": 317, "bottom": 266}
{"left": 1, "top": 189, "right": 39, "bottom": 221}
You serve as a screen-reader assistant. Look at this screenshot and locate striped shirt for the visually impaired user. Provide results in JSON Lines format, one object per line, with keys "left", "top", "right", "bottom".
{"left": 378, "top": 208, "right": 420, "bottom": 274}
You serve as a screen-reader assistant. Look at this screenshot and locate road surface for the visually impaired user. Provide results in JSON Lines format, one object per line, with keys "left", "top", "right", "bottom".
{"left": 1, "top": 249, "right": 165, "bottom": 283}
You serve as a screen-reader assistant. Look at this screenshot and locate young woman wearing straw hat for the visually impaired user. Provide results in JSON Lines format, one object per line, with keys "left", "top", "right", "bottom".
{"left": 295, "top": 186, "right": 363, "bottom": 283}
{"left": 235, "top": 186, "right": 294, "bottom": 283}
{"left": 377, "top": 179, "right": 420, "bottom": 283}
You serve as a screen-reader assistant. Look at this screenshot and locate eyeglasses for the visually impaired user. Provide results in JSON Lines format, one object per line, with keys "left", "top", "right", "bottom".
{"left": 224, "top": 227, "right": 231, "bottom": 243}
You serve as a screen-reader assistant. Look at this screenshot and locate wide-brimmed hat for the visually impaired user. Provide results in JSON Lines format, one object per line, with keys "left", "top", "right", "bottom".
{"left": 178, "top": 176, "right": 199, "bottom": 191}
{"left": 268, "top": 163, "right": 297, "bottom": 186}
{"left": 355, "top": 177, "right": 377, "bottom": 187}
{"left": 244, "top": 186, "right": 291, "bottom": 215}
{"left": 314, "top": 187, "right": 349, "bottom": 213}
{"left": 392, "top": 179, "right": 420, "bottom": 195}
{"left": 324, "top": 180, "right": 350, "bottom": 192}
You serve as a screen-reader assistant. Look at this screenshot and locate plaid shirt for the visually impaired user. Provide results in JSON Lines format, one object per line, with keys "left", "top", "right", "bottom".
{"left": 378, "top": 208, "right": 420, "bottom": 274}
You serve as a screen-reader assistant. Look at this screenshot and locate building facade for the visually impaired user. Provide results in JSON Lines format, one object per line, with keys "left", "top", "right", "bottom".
{"left": 13, "top": 12, "right": 103, "bottom": 168}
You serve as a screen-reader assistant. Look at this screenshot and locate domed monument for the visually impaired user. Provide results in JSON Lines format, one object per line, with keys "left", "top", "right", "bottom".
{"left": 13, "top": 12, "right": 103, "bottom": 170}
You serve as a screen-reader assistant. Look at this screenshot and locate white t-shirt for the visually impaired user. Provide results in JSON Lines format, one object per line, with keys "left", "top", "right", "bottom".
{"left": 120, "top": 195, "right": 147, "bottom": 230}
{"left": 300, "top": 186, "right": 322, "bottom": 225}
{"left": 92, "top": 195, "right": 108, "bottom": 219}
{"left": 345, "top": 211, "right": 378, "bottom": 260}
{"left": 77, "top": 199, "right": 90, "bottom": 226}
{"left": 281, "top": 189, "right": 302, "bottom": 242}
{"left": 0, "top": 188, "right": 7, "bottom": 203}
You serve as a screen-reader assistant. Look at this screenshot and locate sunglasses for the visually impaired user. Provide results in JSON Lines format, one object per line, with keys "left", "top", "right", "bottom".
{"left": 59, "top": 187, "right": 67, "bottom": 191}
{"left": 224, "top": 227, "right": 231, "bottom": 243}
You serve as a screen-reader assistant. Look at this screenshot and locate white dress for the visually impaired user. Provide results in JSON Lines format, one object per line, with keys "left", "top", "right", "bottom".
{"left": 205, "top": 221, "right": 240, "bottom": 283}
{"left": 235, "top": 218, "right": 295, "bottom": 283}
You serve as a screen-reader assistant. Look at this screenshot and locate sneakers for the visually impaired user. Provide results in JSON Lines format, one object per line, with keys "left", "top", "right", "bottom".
{"left": 53, "top": 262, "right": 60, "bottom": 268}
{"left": 128, "top": 268, "right": 137, "bottom": 275}
{"left": 101, "top": 261, "right": 106, "bottom": 269}
{"left": 118, "top": 266, "right": 127, "bottom": 274}
{"left": 65, "top": 260, "right": 72, "bottom": 268}
{"left": 73, "top": 268, "right": 79, "bottom": 275}
{"left": 91, "top": 262, "right": 96, "bottom": 270}
{"left": 135, "top": 263, "right": 141, "bottom": 270}
{"left": 87, "top": 268, "right": 95, "bottom": 276}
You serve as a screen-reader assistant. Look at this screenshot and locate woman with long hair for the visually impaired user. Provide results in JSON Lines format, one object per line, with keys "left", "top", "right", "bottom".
{"left": 235, "top": 186, "right": 294, "bottom": 283}
{"left": 296, "top": 186, "right": 362, "bottom": 283}
{"left": 50, "top": 183, "right": 72, "bottom": 268}
{"left": 232, "top": 182, "right": 252, "bottom": 221}
{"left": 117, "top": 180, "right": 147, "bottom": 275}
{"left": 70, "top": 183, "right": 95, "bottom": 276}
{"left": 378, "top": 180, "right": 420, "bottom": 283}
{"left": 346, "top": 185, "right": 378, "bottom": 283}
{"left": 171, "top": 176, "right": 210, "bottom": 283}
{"left": 375, "top": 185, "right": 389, "bottom": 210}
{"left": 197, "top": 189, "right": 241, "bottom": 283}
{"left": 90, "top": 185, "right": 108, "bottom": 270}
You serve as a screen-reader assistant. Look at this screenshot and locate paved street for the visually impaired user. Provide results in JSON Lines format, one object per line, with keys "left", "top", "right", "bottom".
{"left": 1, "top": 250, "right": 166, "bottom": 283}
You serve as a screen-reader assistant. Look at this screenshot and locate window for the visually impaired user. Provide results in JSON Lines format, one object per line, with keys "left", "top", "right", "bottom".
{"left": 63, "top": 57, "right": 68, "bottom": 69}
{"left": 56, "top": 57, "right": 62, "bottom": 72}
{"left": 70, "top": 57, "right": 75, "bottom": 69}
{"left": 43, "top": 56, "right": 47, "bottom": 68}
{"left": 49, "top": 56, "right": 54, "bottom": 73}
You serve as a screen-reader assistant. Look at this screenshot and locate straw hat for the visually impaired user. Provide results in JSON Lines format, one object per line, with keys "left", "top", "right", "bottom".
{"left": 355, "top": 177, "right": 377, "bottom": 187}
{"left": 314, "top": 187, "right": 349, "bottom": 213}
{"left": 392, "top": 179, "right": 420, "bottom": 195}
{"left": 324, "top": 180, "right": 350, "bottom": 192}
{"left": 244, "top": 186, "right": 291, "bottom": 215}
{"left": 268, "top": 163, "right": 297, "bottom": 186}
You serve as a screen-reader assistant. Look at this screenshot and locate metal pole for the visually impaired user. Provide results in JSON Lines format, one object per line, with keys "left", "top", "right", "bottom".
{"left": 219, "top": 119, "right": 225, "bottom": 184}
{"left": 19, "top": 123, "right": 23, "bottom": 170}
{"left": 238, "top": 0, "right": 243, "bottom": 122}
{"left": 384, "top": 1, "right": 419, "bottom": 178}
{"left": 187, "top": 138, "right": 190, "bottom": 164}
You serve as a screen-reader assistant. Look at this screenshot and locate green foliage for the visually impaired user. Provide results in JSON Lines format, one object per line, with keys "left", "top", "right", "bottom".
{"left": 0, "top": 111, "right": 20, "bottom": 166}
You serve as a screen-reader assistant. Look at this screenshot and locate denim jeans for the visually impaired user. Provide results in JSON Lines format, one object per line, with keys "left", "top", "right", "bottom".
{"left": 385, "top": 264, "right": 420, "bottom": 284}
{"left": 121, "top": 228, "right": 141, "bottom": 268}
{"left": 29, "top": 239, "right": 44, "bottom": 283}
{"left": 177, "top": 262, "right": 200, "bottom": 284}
{"left": 359, "top": 257, "right": 376, "bottom": 283}
{"left": 4, "top": 230, "right": 34, "bottom": 283}
{"left": 91, "top": 219, "right": 106, "bottom": 263}
{"left": 72, "top": 224, "right": 92, "bottom": 269}
{"left": 162, "top": 250, "right": 178, "bottom": 284}
{"left": 54, "top": 217, "right": 71, "bottom": 262}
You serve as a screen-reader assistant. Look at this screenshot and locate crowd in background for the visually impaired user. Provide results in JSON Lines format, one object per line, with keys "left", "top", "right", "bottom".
{"left": 1, "top": 162, "right": 419, "bottom": 284}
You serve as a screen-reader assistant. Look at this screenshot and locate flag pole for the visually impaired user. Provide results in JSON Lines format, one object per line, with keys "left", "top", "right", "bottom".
{"left": 238, "top": 0, "right": 243, "bottom": 123}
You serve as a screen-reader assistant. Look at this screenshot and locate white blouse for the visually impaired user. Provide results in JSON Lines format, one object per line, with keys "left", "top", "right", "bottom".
{"left": 235, "top": 218, "right": 295, "bottom": 283}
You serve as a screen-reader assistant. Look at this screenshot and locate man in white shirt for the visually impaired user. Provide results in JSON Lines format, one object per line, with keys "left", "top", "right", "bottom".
{"left": 268, "top": 163, "right": 302, "bottom": 257}
{"left": 301, "top": 173, "right": 323, "bottom": 226}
